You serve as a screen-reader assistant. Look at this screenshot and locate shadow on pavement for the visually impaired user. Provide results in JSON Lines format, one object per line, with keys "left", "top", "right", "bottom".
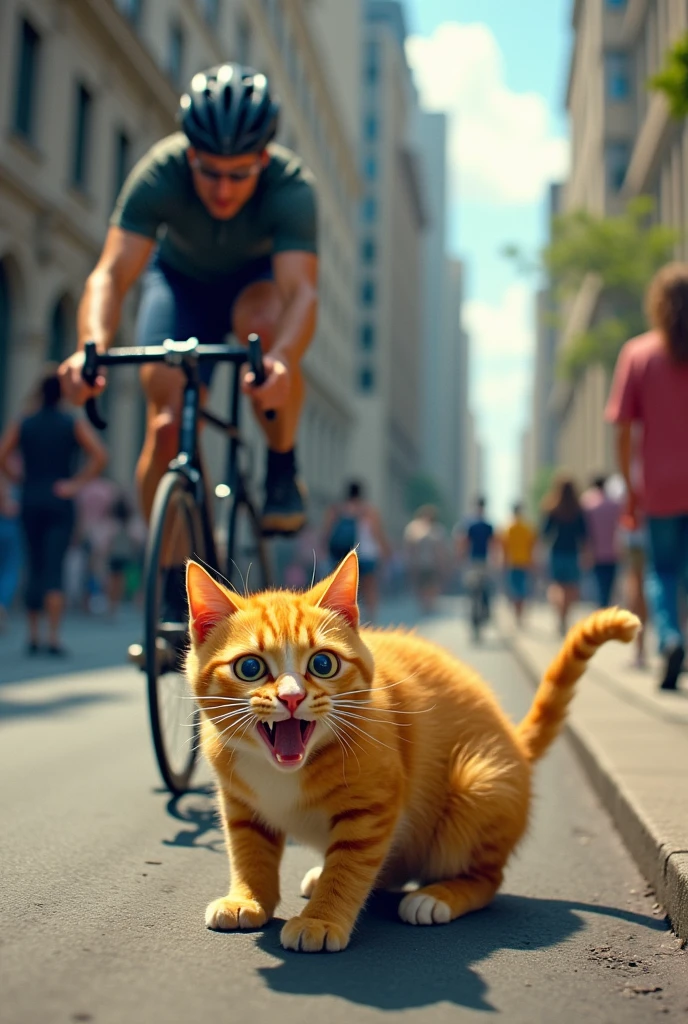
{"left": 0, "top": 689, "right": 127, "bottom": 722}
{"left": 161, "top": 788, "right": 225, "bottom": 854}
{"left": 252, "top": 892, "right": 666, "bottom": 1013}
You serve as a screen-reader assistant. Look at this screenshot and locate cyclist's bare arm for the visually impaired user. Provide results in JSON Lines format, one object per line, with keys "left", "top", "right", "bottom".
{"left": 60, "top": 227, "right": 155, "bottom": 404}
{"left": 270, "top": 251, "right": 318, "bottom": 367}
{"left": 241, "top": 250, "right": 318, "bottom": 411}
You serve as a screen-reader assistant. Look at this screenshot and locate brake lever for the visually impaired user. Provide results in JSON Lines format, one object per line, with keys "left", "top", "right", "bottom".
{"left": 82, "top": 341, "right": 108, "bottom": 430}
{"left": 248, "top": 333, "right": 276, "bottom": 421}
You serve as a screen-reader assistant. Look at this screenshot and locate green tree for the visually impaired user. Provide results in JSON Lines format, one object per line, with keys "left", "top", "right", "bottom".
{"left": 528, "top": 465, "right": 557, "bottom": 522}
{"left": 649, "top": 32, "right": 688, "bottom": 118}
{"left": 405, "top": 473, "right": 452, "bottom": 526}
{"left": 505, "top": 197, "right": 677, "bottom": 381}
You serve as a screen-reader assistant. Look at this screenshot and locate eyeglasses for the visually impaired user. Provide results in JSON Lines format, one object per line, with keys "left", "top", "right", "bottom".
{"left": 191, "top": 159, "right": 263, "bottom": 183}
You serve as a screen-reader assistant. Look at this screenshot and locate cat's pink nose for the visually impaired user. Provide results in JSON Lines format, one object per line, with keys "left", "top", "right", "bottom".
{"left": 278, "top": 692, "right": 305, "bottom": 715}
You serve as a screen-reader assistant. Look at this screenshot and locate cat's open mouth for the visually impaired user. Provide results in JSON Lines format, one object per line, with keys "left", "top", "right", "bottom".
{"left": 258, "top": 719, "right": 316, "bottom": 765}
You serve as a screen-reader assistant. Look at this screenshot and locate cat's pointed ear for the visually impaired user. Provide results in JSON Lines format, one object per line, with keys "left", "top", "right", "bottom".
{"left": 314, "top": 551, "right": 359, "bottom": 629}
{"left": 186, "top": 561, "right": 241, "bottom": 645}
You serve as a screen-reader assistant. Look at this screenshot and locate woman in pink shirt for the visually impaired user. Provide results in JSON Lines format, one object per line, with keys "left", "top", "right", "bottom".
{"left": 606, "top": 262, "right": 688, "bottom": 690}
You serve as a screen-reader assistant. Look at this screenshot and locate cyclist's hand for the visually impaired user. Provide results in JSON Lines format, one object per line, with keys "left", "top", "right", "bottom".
{"left": 242, "top": 355, "right": 290, "bottom": 411}
{"left": 58, "top": 351, "right": 106, "bottom": 406}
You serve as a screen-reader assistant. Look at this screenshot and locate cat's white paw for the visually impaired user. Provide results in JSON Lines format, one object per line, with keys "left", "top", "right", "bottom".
{"left": 398, "top": 892, "right": 451, "bottom": 925}
{"left": 300, "top": 865, "right": 322, "bottom": 898}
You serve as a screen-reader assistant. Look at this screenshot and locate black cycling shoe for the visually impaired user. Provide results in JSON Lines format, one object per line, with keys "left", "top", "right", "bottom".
{"left": 261, "top": 449, "right": 307, "bottom": 536}
{"left": 660, "top": 641, "right": 684, "bottom": 691}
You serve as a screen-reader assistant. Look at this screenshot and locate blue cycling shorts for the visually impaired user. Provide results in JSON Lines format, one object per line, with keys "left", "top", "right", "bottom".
{"left": 135, "top": 252, "right": 273, "bottom": 386}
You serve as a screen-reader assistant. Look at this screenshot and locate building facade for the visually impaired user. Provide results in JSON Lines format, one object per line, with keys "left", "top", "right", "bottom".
{"left": 0, "top": 0, "right": 361, "bottom": 527}
{"left": 557, "top": 0, "right": 688, "bottom": 480}
{"left": 353, "top": 0, "right": 425, "bottom": 540}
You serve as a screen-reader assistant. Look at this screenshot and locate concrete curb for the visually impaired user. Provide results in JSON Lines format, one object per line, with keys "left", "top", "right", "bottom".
{"left": 502, "top": 622, "right": 688, "bottom": 941}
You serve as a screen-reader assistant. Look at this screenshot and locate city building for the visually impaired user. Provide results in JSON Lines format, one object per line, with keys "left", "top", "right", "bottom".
{"left": 414, "top": 110, "right": 469, "bottom": 522}
{"left": 353, "top": 0, "right": 426, "bottom": 540}
{"left": 0, "top": 0, "right": 361, "bottom": 527}
{"left": 556, "top": 0, "right": 688, "bottom": 480}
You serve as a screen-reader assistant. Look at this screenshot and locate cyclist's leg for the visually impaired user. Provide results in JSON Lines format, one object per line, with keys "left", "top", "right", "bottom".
{"left": 232, "top": 280, "right": 305, "bottom": 452}
{"left": 133, "top": 259, "right": 216, "bottom": 521}
{"left": 232, "top": 278, "right": 307, "bottom": 534}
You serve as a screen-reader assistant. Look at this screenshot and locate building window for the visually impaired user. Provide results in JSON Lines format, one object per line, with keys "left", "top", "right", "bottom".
{"left": 361, "top": 280, "right": 375, "bottom": 305}
{"left": 71, "top": 83, "right": 93, "bottom": 190}
{"left": 364, "top": 115, "right": 378, "bottom": 141}
{"left": 364, "top": 155, "right": 377, "bottom": 180}
{"left": 112, "top": 129, "right": 131, "bottom": 205}
{"left": 13, "top": 18, "right": 41, "bottom": 141}
{"left": 605, "top": 0, "right": 626, "bottom": 7}
{"left": 605, "top": 52, "right": 631, "bottom": 101}
{"left": 114, "top": 0, "right": 143, "bottom": 26}
{"left": 605, "top": 140, "right": 630, "bottom": 191}
{"left": 167, "top": 20, "right": 185, "bottom": 88}
{"left": 362, "top": 196, "right": 377, "bottom": 223}
{"left": 199, "top": 0, "right": 220, "bottom": 27}
{"left": 365, "top": 40, "right": 379, "bottom": 84}
{"left": 361, "top": 238, "right": 376, "bottom": 263}
{"left": 361, "top": 324, "right": 375, "bottom": 350}
{"left": 359, "top": 366, "right": 375, "bottom": 392}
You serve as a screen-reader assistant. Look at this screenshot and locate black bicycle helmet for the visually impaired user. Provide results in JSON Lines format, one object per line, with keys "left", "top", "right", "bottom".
{"left": 178, "top": 63, "right": 280, "bottom": 156}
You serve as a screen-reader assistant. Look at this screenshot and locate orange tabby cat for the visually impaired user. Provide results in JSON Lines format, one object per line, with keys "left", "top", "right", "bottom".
{"left": 185, "top": 552, "right": 639, "bottom": 953}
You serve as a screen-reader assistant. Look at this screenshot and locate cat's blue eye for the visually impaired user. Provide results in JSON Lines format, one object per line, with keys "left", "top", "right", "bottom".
{"left": 234, "top": 656, "right": 267, "bottom": 682}
{"left": 308, "top": 651, "right": 339, "bottom": 679}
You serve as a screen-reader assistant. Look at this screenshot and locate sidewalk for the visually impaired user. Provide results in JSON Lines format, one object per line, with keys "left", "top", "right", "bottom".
{"left": 496, "top": 598, "right": 688, "bottom": 941}
{"left": 0, "top": 605, "right": 140, "bottom": 686}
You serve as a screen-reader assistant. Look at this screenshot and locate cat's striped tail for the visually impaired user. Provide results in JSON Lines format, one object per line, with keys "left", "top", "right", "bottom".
{"left": 516, "top": 608, "right": 641, "bottom": 763}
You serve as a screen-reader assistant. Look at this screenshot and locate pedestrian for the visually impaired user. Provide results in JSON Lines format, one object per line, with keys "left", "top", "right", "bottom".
{"left": 455, "top": 496, "right": 496, "bottom": 638}
{"left": 0, "top": 467, "right": 21, "bottom": 632}
{"left": 500, "top": 502, "right": 537, "bottom": 626}
{"left": 605, "top": 261, "right": 688, "bottom": 690}
{"left": 106, "top": 494, "right": 138, "bottom": 617}
{"left": 540, "top": 475, "right": 588, "bottom": 636}
{"left": 580, "top": 475, "right": 622, "bottom": 609}
{"left": 322, "top": 481, "right": 390, "bottom": 622}
{"left": 0, "top": 366, "right": 108, "bottom": 654}
{"left": 403, "top": 505, "right": 448, "bottom": 614}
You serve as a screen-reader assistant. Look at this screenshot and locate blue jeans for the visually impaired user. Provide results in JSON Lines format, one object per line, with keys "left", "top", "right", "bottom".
{"left": 0, "top": 514, "right": 22, "bottom": 610}
{"left": 645, "top": 514, "right": 688, "bottom": 653}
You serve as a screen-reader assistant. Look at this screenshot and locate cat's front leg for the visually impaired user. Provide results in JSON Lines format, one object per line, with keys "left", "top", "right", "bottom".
{"left": 206, "top": 794, "right": 285, "bottom": 932}
{"left": 281, "top": 796, "right": 399, "bottom": 952}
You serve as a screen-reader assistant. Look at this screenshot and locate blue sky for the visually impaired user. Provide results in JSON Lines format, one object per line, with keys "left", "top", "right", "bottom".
{"left": 403, "top": 0, "right": 571, "bottom": 521}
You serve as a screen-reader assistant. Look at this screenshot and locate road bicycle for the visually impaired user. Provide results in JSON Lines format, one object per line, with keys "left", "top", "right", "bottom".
{"left": 82, "top": 335, "right": 273, "bottom": 795}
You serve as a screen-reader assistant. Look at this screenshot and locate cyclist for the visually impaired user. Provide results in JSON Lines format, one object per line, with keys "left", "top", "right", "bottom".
{"left": 455, "top": 496, "right": 496, "bottom": 632}
{"left": 59, "top": 64, "right": 317, "bottom": 546}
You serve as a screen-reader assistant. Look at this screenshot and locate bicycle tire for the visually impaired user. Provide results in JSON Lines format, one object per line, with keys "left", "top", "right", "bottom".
{"left": 225, "top": 495, "right": 271, "bottom": 594}
{"left": 145, "top": 470, "right": 206, "bottom": 795}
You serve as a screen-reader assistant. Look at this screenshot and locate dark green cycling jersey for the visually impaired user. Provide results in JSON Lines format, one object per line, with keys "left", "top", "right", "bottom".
{"left": 110, "top": 133, "right": 317, "bottom": 282}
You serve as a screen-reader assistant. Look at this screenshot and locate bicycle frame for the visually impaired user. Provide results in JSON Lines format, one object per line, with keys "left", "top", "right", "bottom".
{"left": 82, "top": 335, "right": 267, "bottom": 580}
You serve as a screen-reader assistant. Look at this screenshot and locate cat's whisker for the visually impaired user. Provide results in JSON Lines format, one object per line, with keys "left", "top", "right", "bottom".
{"left": 329, "top": 712, "right": 405, "bottom": 753}
{"left": 325, "top": 718, "right": 360, "bottom": 778}
{"left": 329, "top": 708, "right": 415, "bottom": 730}
{"left": 337, "top": 673, "right": 418, "bottom": 699}
{"left": 332, "top": 699, "right": 435, "bottom": 715}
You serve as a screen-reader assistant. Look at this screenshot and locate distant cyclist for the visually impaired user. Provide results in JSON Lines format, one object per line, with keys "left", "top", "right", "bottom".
{"left": 455, "top": 496, "right": 496, "bottom": 633}
{"left": 59, "top": 64, "right": 317, "bottom": 547}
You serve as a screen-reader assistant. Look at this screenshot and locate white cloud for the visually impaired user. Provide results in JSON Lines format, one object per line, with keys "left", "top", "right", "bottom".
{"left": 463, "top": 285, "right": 536, "bottom": 519}
{"left": 406, "top": 22, "right": 569, "bottom": 205}
{"left": 463, "top": 282, "right": 534, "bottom": 360}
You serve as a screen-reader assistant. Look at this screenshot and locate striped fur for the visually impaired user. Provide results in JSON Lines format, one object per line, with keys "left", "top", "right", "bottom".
{"left": 186, "top": 555, "right": 640, "bottom": 953}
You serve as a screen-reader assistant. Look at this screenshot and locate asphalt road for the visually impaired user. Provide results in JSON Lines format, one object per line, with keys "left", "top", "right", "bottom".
{"left": 2, "top": 602, "right": 688, "bottom": 1024}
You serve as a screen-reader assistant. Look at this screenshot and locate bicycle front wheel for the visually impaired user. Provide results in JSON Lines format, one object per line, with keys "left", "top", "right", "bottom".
{"left": 145, "top": 470, "right": 206, "bottom": 795}
{"left": 226, "top": 496, "right": 271, "bottom": 595}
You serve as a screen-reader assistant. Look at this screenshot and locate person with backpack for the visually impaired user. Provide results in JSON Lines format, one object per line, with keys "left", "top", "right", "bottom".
{"left": 323, "top": 481, "right": 390, "bottom": 621}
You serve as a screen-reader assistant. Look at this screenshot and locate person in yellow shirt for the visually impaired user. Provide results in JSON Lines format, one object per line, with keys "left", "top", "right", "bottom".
{"left": 501, "top": 502, "right": 537, "bottom": 626}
